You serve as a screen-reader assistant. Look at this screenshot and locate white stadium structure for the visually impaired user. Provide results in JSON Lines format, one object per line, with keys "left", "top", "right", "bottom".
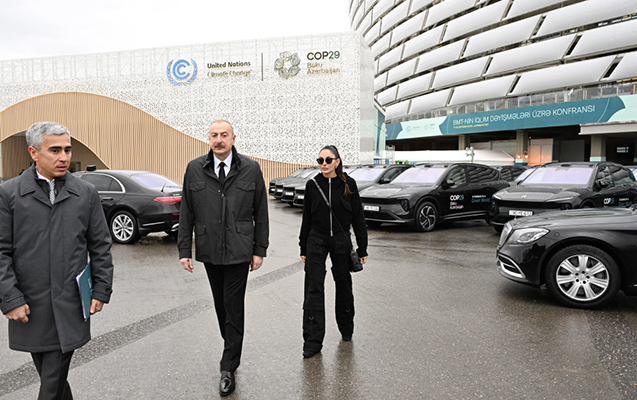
{"left": 350, "top": 0, "right": 637, "bottom": 165}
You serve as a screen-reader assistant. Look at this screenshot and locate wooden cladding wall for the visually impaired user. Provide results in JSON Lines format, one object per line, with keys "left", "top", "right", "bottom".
{"left": 1, "top": 136, "right": 32, "bottom": 178}
{"left": 0, "top": 92, "right": 309, "bottom": 183}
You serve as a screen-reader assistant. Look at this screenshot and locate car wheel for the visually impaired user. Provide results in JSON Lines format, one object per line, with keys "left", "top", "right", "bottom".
{"left": 414, "top": 201, "right": 438, "bottom": 232}
{"left": 545, "top": 245, "right": 620, "bottom": 309}
{"left": 110, "top": 210, "right": 140, "bottom": 244}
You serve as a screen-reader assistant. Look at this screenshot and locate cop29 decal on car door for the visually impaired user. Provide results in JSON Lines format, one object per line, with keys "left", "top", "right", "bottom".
{"left": 167, "top": 59, "right": 198, "bottom": 85}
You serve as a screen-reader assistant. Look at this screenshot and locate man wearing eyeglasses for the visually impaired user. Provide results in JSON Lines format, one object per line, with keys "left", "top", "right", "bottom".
{"left": 178, "top": 120, "right": 269, "bottom": 397}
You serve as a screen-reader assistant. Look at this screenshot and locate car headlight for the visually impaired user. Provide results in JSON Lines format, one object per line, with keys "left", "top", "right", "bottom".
{"left": 507, "top": 227, "right": 549, "bottom": 244}
{"left": 498, "top": 222, "right": 512, "bottom": 247}
{"left": 547, "top": 196, "right": 575, "bottom": 203}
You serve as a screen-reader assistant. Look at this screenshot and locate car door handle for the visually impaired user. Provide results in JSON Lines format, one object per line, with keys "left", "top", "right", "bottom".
{"left": 101, "top": 197, "right": 113, "bottom": 201}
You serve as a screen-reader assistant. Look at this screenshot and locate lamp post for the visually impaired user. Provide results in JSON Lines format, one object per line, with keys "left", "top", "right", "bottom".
{"left": 465, "top": 146, "right": 475, "bottom": 163}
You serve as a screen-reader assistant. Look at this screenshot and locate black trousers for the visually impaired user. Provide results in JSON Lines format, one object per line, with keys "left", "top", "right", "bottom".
{"left": 303, "top": 231, "right": 354, "bottom": 353}
{"left": 31, "top": 350, "right": 74, "bottom": 400}
{"left": 204, "top": 262, "right": 250, "bottom": 372}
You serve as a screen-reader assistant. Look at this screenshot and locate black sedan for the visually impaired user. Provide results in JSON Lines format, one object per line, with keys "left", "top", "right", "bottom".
{"left": 74, "top": 169, "right": 182, "bottom": 244}
{"left": 496, "top": 207, "right": 637, "bottom": 308}
{"left": 360, "top": 163, "right": 508, "bottom": 231}
{"left": 490, "top": 162, "right": 637, "bottom": 232}
{"left": 289, "top": 165, "right": 361, "bottom": 206}
{"left": 273, "top": 167, "right": 319, "bottom": 200}
{"left": 269, "top": 167, "right": 308, "bottom": 197}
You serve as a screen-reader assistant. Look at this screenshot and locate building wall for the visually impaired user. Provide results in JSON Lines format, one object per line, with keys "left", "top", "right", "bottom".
{"left": 0, "top": 32, "right": 374, "bottom": 180}
{"left": 350, "top": 0, "right": 637, "bottom": 137}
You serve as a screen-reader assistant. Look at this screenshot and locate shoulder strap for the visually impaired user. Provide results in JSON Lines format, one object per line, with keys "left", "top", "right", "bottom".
{"left": 311, "top": 178, "right": 353, "bottom": 249}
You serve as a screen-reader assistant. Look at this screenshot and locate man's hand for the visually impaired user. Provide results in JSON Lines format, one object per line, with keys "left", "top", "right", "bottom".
{"left": 90, "top": 299, "right": 104, "bottom": 315}
{"left": 181, "top": 258, "right": 194, "bottom": 273}
{"left": 5, "top": 304, "right": 30, "bottom": 323}
{"left": 360, "top": 256, "right": 368, "bottom": 265}
{"left": 250, "top": 255, "right": 263, "bottom": 271}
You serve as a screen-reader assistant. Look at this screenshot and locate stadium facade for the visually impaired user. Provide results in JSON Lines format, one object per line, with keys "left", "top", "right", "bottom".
{"left": 351, "top": 0, "right": 637, "bottom": 165}
{"left": 0, "top": 32, "right": 374, "bottom": 182}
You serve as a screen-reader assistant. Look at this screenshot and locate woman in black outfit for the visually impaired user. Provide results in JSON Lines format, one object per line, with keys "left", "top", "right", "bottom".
{"left": 299, "top": 145, "right": 368, "bottom": 358}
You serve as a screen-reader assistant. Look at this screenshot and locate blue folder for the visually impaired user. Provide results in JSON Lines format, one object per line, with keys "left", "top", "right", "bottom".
{"left": 76, "top": 263, "right": 93, "bottom": 321}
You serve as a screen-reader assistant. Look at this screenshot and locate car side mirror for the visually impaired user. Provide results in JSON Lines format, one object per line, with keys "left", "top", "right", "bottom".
{"left": 379, "top": 177, "right": 391, "bottom": 184}
{"left": 442, "top": 180, "right": 454, "bottom": 188}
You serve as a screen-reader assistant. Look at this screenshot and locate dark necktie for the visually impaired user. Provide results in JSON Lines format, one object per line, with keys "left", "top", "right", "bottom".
{"left": 48, "top": 180, "right": 56, "bottom": 204}
{"left": 218, "top": 162, "right": 226, "bottom": 184}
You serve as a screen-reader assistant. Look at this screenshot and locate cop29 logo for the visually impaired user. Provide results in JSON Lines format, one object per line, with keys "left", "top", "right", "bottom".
{"left": 274, "top": 51, "right": 301, "bottom": 79}
{"left": 166, "top": 59, "right": 198, "bottom": 85}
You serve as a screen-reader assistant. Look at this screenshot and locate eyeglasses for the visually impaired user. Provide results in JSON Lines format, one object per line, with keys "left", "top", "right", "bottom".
{"left": 316, "top": 157, "right": 336, "bottom": 165}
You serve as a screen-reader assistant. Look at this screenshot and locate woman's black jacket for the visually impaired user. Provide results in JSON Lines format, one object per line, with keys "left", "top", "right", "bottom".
{"left": 299, "top": 173, "right": 368, "bottom": 258}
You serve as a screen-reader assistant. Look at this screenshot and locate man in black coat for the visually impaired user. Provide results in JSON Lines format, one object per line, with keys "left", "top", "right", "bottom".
{"left": 0, "top": 122, "right": 114, "bottom": 400}
{"left": 178, "top": 120, "right": 269, "bottom": 397}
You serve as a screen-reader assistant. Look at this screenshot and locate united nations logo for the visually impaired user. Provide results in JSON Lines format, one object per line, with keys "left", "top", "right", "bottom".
{"left": 166, "top": 59, "right": 198, "bottom": 85}
{"left": 274, "top": 51, "right": 301, "bottom": 79}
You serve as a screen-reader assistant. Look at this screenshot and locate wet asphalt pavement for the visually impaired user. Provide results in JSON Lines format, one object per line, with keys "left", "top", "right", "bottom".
{"left": 2, "top": 198, "right": 637, "bottom": 399}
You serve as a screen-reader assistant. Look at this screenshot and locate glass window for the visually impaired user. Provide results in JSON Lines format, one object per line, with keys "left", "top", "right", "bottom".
{"left": 468, "top": 166, "right": 498, "bottom": 183}
{"left": 594, "top": 166, "right": 611, "bottom": 187}
{"left": 522, "top": 166, "right": 593, "bottom": 186}
{"left": 85, "top": 174, "right": 121, "bottom": 192}
{"left": 610, "top": 166, "right": 634, "bottom": 184}
{"left": 289, "top": 168, "right": 305, "bottom": 177}
{"left": 381, "top": 167, "right": 407, "bottom": 182}
{"left": 349, "top": 167, "right": 386, "bottom": 182}
{"left": 299, "top": 168, "right": 318, "bottom": 178}
{"left": 445, "top": 166, "right": 467, "bottom": 185}
{"left": 500, "top": 168, "right": 513, "bottom": 181}
{"left": 133, "top": 173, "right": 180, "bottom": 189}
{"left": 393, "top": 167, "right": 446, "bottom": 184}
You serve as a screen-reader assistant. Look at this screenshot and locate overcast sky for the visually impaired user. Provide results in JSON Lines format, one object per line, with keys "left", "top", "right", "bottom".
{"left": 0, "top": 0, "right": 353, "bottom": 61}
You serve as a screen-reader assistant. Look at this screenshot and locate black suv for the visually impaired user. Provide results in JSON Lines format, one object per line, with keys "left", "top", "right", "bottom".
{"left": 490, "top": 162, "right": 637, "bottom": 232}
{"left": 360, "top": 163, "right": 509, "bottom": 231}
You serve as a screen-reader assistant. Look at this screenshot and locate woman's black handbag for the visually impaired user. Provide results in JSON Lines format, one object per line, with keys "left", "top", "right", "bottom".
{"left": 312, "top": 179, "right": 363, "bottom": 273}
{"left": 349, "top": 249, "right": 364, "bottom": 272}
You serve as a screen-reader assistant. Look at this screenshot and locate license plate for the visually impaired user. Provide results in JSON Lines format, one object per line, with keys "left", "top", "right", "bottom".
{"left": 284, "top": 191, "right": 293, "bottom": 196}
{"left": 509, "top": 210, "right": 533, "bottom": 217}
{"left": 364, "top": 205, "right": 380, "bottom": 212}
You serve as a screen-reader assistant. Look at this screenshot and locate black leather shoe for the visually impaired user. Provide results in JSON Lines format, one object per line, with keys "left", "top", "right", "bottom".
{"left": 342, "top": 334, "right": 352, "bottom": 341}
{"left": 303, "top": 350, "right": 320, "bottom": 358}
{"left": 219, "top": 371, "right": 235, "bottom": 396}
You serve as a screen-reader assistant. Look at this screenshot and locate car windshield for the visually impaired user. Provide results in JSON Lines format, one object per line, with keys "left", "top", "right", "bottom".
{"left": 515, "top": 168, "right": 535, "bottom": 182}
{"left": 349, "top": 167, "right": 386, "bottom": 182}
{"left": 289, "top": 168, "right": 305, "bottom": 178}
{"left": 520, "top": 166, "right": 593, "bottom": 185}
{"left": 133, "top": 173, "right": 181, "bottom": 189}
{"left": 393, "top": 167, "right": 445, "bottom": 184}
{"left": 299, "top": 169, "right": 318, "bottom": 178}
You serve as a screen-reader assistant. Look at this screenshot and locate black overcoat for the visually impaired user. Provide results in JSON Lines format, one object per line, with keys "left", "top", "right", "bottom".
{"left": 0, "top": 166, "right": 113, "bottom": 353}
